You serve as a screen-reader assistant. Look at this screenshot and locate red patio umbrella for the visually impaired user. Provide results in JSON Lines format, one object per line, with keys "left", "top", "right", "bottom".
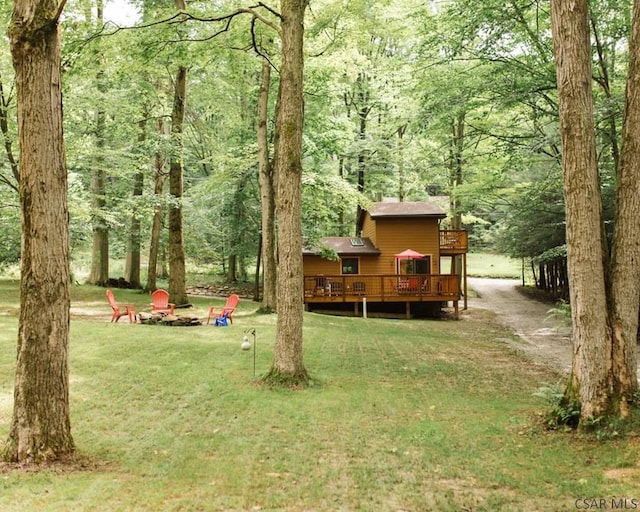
{"left": 394, "top": 249, "right": 425, "bottom": 259}
{"left": 394, "top": 249, "right": 425, "bottom": 274}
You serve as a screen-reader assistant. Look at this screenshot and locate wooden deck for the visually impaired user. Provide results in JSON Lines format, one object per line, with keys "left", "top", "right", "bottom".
{"left": 439, "top": 230, "right": 468, "bottom": 255}
{"left": 303, "top": 273, "right": 461, "bottom": 318}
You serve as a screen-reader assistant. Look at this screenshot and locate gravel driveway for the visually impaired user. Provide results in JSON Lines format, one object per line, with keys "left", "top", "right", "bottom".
{"left": 468, "top": 277, "right": 573, "bottom": 374}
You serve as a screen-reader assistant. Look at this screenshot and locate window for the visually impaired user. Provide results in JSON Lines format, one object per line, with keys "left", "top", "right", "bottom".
{"left": 349, "top": 238, "right": 364, "bottom": 247}
{"left": 341, "top": 257, "right": 359, "bottom": 275}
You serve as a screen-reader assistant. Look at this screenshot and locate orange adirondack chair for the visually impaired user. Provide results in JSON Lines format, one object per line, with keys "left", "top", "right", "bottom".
{"left": 151, "top": 289, "right": 175, "bottom": 314}
{"left": 207, "top": 294, "right": 239, "bottom": 325}
{"left": 106, "top": 289, "right": 137, "bottom": 323}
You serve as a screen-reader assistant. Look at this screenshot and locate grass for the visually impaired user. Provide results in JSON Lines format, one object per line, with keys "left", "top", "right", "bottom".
{"left": 0, "top": 280, "right": 639, "bottom": 510}
{"left": 466, "top": 252, "right": 526, "bottom": 280}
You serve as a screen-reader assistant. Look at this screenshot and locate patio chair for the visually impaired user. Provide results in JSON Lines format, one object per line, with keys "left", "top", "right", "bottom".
{"left": 106, "top": 289, "right": 137, "bottom": 323}
{"left": 353, "top": 281, "right": 366, "bottom": 295}
{"left": 214, "top": 311, "right": 230, "bottom": 327}
{"left": 151, "top": 289, "right": 175, "bottom": 315}
{"left": 207, "top": 294, "right": 239, "bottom": 325}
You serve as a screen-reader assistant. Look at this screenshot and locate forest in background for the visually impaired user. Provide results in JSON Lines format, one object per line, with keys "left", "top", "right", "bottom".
{"left": 0, "top": 0, "right": 629, "bottom": 285}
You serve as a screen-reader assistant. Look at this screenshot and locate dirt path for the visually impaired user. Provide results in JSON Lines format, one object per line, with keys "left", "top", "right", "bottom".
{"left": 467, "top": 277, "right": 573, "bottom": 374}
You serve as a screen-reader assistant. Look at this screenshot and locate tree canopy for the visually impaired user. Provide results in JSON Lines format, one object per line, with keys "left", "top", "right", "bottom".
{"left": 4, "top": 0, "right": 625, "bottom": 275}
{"left": 0, "top": 2, "right": 630, "bottom": 273}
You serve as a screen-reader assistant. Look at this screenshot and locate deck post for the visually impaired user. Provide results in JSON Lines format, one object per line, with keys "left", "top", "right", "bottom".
{"left": 463, "top": 253, "right": 468, "bottom": 310}
{"left": 405, "top": 302, "right": 410, "bottom": 319}
{"left": 454, "top": 300, "right": 459, "bottom": 319}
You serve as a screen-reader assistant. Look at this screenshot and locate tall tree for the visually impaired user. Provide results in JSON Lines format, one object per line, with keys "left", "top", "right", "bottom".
{"left": 124, "top": 118, "right": 145, "bottom": 288}
{"left": 264, "top": 0, "right": 309, "bottom": 385}
{"left": 607, "top": 0, "right": 640, "bottom": 416}
{"left": 550, "top": 0, "right": 639, "bottom": 424}
{"left": 3, "top": 0, "right": 74, "bottom": 462}
{"left": 147, "top": 118, "right": 168, "bottom": 292}
{"left": 167, "top": 0, "right": 188, "bottom": 306}
{"left": 257, "top": 56, "right": 277, "bottom": 313}
{"left": 87, "top": 0, "right": 109, "bottom": 286}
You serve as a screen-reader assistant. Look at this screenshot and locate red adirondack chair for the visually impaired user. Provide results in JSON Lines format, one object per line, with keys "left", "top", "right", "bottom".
{"left": 106, "top": 289, "right": 137, "bottom": 323}
{"left": 207, "top": 294, "right": 239, "bottom": 325}
{"left": 151, "top": 289, "right": 175, "bottom": 314}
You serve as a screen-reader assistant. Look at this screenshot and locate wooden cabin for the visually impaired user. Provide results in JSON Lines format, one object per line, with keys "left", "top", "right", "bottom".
{"left": 302, "top": 201, "right": 468, "bottom": 318}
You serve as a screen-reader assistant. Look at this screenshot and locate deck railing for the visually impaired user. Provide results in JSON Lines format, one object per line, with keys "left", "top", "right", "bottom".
{"left": 303, "top": 274, "right": 460, "bottom": 303}
{"left": 439, "top": 230, "right": 468, "bottom": 253}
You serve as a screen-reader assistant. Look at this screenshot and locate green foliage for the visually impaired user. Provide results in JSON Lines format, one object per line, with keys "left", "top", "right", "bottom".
{"left": 318, "top": 243, "right": 339, "bottom": 262}
{"left": 0, "top": 0, "right": 635, "bottom": 300}
{"left": 0, "top": 203, "right": 20, "bottom": 269}
{"left": 545, "top": 299, "right": 571, "bottom": 326}
{"left": 534, "top": 380, "right": 581, "bottom": 430}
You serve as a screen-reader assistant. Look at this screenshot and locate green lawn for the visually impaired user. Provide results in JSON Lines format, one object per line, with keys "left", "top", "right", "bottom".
{"left": 0, "top": 280, "right": 638, "bottom": 511}
{"left": 466, "top": 252, "right": 534, "bottom": 281}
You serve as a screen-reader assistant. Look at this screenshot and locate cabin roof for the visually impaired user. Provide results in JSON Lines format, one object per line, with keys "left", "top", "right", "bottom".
{"left": 357, "top": 200, "right": 446, "bottom": 231}
{"left": 303, "top": 237, "right": 381, "bottom": 256}
{"left": 368, "top": 201, "right": 446, "bottom": 218}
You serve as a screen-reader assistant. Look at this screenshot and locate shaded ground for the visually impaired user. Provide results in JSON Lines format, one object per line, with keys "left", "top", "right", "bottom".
{"left": 468, "top": 278, "right": 572, "bottom": 374}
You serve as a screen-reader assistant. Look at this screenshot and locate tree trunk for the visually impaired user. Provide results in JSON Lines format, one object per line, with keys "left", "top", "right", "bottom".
{"left": 590, "top": 13, "right": 620, "bottom": 173}
{"left": 166, "top": 0, "right": 188, "bottom": 305}
{"left": 146, "top": 117, "right": 166, "bottom": 292}
{"left": 168, "top": 64, "right": 188, "bottom": 305}
{"left": 4, "top": 0, "right": 74, "bottom": 462}
{"left": 254, "top": 235, "right": 262, "bottom": 302}
{"left": 551, "top": 0, "right": 612, "bottom": 421}
{"left": 125, "top": 119, "right": 145, "bottom": 288}
{"left": 354, "top": 79, "right": 369, "bottom": 228}
{"left": 0, "top": 75, "right": 20, "bottom": 191}
{"left": 397, "top": 123, "right": 407, "bottom": 202}
{"left": 449, "top": 113, "right": 464, "bottom": 230}
{"left": 257, "top": 57, "right": 277, "bottom": 313}
{"left": 227, "top": 254, "right": 237, "bottom": 282}
{"left": 608, "top": 0, "right": 640, "bottom": 415}
{"left": 87, "top": 0, "right": 109, "bottom": 286}
{"left": 264, "top": 0, "right": 309, "bottom": 386}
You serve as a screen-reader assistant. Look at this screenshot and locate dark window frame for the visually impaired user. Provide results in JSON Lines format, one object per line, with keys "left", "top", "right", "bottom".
{"left": 341, "top": 257, "right": 360, "bottom": 275}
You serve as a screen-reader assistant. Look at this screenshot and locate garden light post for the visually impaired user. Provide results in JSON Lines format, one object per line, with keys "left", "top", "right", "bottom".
{"left": 241, "top": 328, "right": 256, "bottom": 376}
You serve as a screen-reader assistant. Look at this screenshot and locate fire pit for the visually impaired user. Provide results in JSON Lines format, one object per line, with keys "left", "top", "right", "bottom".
{"left": 138, "top": 312, "right": 203, "bottom": 326}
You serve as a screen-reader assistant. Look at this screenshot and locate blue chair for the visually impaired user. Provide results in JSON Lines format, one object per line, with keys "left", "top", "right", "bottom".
{"left": 214, "top": 311, "right": 230, "bottom": 327}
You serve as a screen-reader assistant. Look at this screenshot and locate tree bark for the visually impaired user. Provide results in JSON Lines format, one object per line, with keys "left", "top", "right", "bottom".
{"left": 167, "top": 0, "right": 188, "bottom": 305}
{"left": 257, "top": 57, "right": 277, "bottom": 313}
{"left": 168, "top": 64, "right": 188, "bottom": 305}
{"left": 354, "top": 74, "right": 370, "bottom": 228}
{"left": 608, "top": 0, "right": 640, "bottom": 414}
{"left": 264, "top": 0, "right": 309, "bottom": 385}
{"left": 125, "top": 119, "right": 145, "bottom": 288}
{"left": 4, "top": 0, "right": 74, "bottom": 462}
{"left": 551, "top": 0, "right": 612, "bottom": 421}
{"left": 227, "top": 254, "right": 237, "bottom": 282}
{"left": 449, "top": 114, "right": 464, "bottom": 231}
{"left": 146, "top": 117, "right": 166, "bottom": 293}
{"left": 397, "top": 123, "right": 407, "bottom": 202}
{"left": 87, "top": 0, "right": 109, "bottom": 286}
{"left": 0, "top": 75, "right": 19, "bottom": 191}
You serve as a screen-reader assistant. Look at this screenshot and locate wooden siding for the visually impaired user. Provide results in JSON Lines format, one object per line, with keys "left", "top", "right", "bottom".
{"left": 361, "top": 214, "right": 377, "bottom": 244}
{"left": 367, "top": 217, "right": 441, "bottom": 274}
{"left": 302, "top": 255, "right": 341, "bottom": 275}
{"left": 303, "top": 255, "right": 381, "bottom": 275}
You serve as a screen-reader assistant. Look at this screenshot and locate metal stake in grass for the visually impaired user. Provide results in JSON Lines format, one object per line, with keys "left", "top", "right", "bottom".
{"left": 241, "top": 328, "right": 256, "bottom": 377}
